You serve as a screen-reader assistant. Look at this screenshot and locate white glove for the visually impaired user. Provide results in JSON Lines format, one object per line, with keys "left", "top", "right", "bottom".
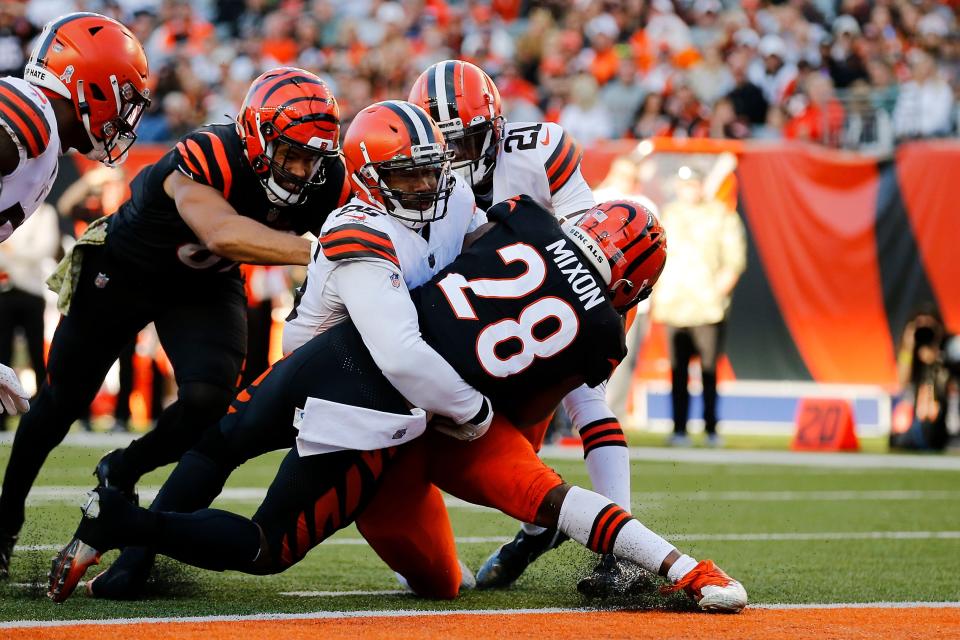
{"left": 0, "top": 363, "right": 30, "bottom": 415}
{"left": 432, "top": 396, "right": 493, "bottom": 442}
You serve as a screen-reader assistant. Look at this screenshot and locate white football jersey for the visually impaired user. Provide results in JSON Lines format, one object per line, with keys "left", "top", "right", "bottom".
{"left": 0, "top": 76, "right": 60, "bottom": 243}
{"left": 283, "top": 174, "right": 483, "bottom": 353}
{"left": 490, "top": 121, "right": 595, "bottom": 221}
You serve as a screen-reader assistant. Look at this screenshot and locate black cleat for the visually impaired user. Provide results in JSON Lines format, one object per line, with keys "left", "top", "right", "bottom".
{"left": 475, "top": 528, "right": 568, "bottom": 589}
{"left": 576, "top": 553, "right": 658, "bottom": 599}
{"left": 94, "top": 449, "right": 138, "bottom": 505}
{"left": 86, "top": 546, "right": 155, "bottom": 600}
{"left": 0, "top": 531, "right": 16, "bottom": 579}
{"left": 48, "top": 487, "right": 132, "bottom": 603}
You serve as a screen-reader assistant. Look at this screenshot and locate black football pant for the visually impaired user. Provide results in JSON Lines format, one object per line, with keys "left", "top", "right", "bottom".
{"left": 110, "top": 321, "right": 410, "bottom": 574}
{"left": 667, "top": 322, "right": 725, "bottom": 436}
{"left": 0, "top": 244, "right": 246, "bottom": 536}
{"left": 0, "top": 288, "right": 46, "bottom": 432}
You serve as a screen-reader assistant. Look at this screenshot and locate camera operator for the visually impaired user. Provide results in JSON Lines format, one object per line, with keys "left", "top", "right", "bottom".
{"left": 891, "top": 306, "right": 953, "bottom": 451}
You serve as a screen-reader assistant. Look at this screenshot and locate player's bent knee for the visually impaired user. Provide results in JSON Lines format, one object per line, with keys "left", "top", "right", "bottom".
{"left": 534, "top": 482, "right": 573, "bottom": 529}
{"left": 177, "top": 381, "right": 235, "bottom": 419}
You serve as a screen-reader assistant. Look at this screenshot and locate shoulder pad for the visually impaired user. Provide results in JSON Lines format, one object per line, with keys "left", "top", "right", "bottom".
{"left": 319, "top": 218, "right": 400, "bottom": 270}
{"left": 175, "top": 128, "right": 239, "bottom": 198}
{"left": 541, "top": 123, "right": 583, "bottom": 196}
{"left": 0, "top": 79, "right": 52, "bottom": 160}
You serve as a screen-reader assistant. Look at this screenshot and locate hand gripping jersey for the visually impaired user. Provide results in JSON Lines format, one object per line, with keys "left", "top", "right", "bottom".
{"left": 283, "top": 174, "right": 483, "bottom": 353}
{"left": 486, "top": 121, "right": 596, "bottom": 221}
{"left": 0, "top": 77, "right": 60, "bottom": 243}
{"left": 106, "top": 123, "right": 350, "bottom": 274}
{"left": 411, "top": 194, "right": 626, "bottom": 419}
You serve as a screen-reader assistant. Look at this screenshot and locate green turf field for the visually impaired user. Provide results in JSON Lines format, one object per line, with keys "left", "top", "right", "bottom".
{"left": 1, "top": 441, "right": 959, "bottom": 622}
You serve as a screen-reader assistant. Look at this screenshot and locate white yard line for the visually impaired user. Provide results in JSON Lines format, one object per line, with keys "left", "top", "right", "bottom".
{"left": 15, "top": 530, "right": 960, "bottom": 553}
{"left": 23, "top": 487, "right": 960, "bottom": 507}
{"left": 280, "top": 590, "right": 408, "bottom": 597}
{"left": 5, "top": 432, "right": 959, "bottom": 470}
{"left": 2, "top": 602, "right": 959, "bottom": 629}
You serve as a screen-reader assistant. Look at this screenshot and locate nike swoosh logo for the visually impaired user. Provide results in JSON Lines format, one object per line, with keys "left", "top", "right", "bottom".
{"left": 541, "top": 129, "right": 550, "bottom": 146}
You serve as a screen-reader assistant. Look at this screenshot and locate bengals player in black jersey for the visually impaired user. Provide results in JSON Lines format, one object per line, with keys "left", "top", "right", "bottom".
{"left": 0, "top": 67, "right": 350, "bottom": 579}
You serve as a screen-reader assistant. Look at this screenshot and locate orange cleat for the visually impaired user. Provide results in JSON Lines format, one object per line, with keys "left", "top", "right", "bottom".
{"left": 661, "top": 559, "right": 748, "bottom": 613}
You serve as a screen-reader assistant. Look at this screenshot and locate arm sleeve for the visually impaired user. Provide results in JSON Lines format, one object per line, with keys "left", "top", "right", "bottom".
{"left": 334, "top": 260, "right": 486, "bottom": 424}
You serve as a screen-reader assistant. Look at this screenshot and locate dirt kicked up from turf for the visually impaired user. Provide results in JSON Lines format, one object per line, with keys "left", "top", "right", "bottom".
{"left": 4, "top": 607, "right": 960, "bottom": 640}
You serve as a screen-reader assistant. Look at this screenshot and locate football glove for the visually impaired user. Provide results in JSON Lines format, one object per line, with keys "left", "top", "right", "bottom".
{"left": 433, "top": 395, "right": 493, "bottom": 442}
{"left": 0, "top": 363, "right": 30, "bottom": 415}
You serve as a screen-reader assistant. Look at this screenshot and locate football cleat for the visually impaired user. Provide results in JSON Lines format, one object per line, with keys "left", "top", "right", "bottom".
{"left": 48, "top": 488, "right": 129, "bottom": 603}
{"left": 660, "top": 559, "right": 748, "bottom": 613}
{"left": 576, "top": 553, "right": 658, "bottom": 599}
{"left": 475, "top": 527, "right": 568, "bottom": 589}
{"left": 94, "top": 449, "right": 138, "bottom": 505}
{"left": 0, "top": 531, "right": 16, "bottom": 579}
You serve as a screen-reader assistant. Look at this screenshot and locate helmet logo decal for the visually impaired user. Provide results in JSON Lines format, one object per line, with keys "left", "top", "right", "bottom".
{"left": 59, "top": 65, "right": 74, "bottom": 84}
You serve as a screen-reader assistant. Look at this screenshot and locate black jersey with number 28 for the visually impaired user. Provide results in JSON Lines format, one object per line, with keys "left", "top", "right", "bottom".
{"left": 411, "top": 194, "right": 627, "bottom": 415}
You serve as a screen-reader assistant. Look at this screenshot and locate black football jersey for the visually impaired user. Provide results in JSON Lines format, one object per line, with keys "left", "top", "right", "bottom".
{"left": 106, "top": 123, "right": 350, "bottom": 275}
{"left": 411, "top": 194, "right": 627, "bottom": 413}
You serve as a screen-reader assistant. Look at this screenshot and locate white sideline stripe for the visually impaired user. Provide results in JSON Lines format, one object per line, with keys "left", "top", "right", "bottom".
{"left": 23, "top": 487, "right": 960, "bottom": 506}
{"left": 5, "top": 432, "right": 960, "bottom": 470}
{"left": 15, "top": 530, "right": 960, "bottom": 553}
{"left": 280, "top": 590, "right": 407, "bottom": 597}
{"left": 3, "top": 602, "right": 960, "bottom": 629}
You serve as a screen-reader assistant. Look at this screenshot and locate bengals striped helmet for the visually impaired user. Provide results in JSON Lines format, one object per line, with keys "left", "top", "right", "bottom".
{"left": 408, "top": 60, "right": 502, "bottom": 189}
{"left": 237, "top": 67, "right": 341, "bottom": 206}
{"left": 565, "top": 200, "right": 667, "bottom": 312}
{"left": 343, "top": 100, "right": 454, "bottom": 230}
{"left": 24, "top": 12, "right": 149, "bottom": 166}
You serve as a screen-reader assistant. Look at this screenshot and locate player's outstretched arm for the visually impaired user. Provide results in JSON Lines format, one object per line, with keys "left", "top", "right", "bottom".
{"left": 166, "top": 171, "right": 311, "bottom": 266}
{"left": 335, "top": 260, "right": 492, "bottom": 438}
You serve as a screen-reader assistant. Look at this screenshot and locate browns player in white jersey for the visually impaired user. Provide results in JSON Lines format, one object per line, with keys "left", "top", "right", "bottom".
{"left": 409, "top": 59, "right": 638, "bottom": 595}
{"left": 0, "top": 12, "right": 148, "bottom": 576}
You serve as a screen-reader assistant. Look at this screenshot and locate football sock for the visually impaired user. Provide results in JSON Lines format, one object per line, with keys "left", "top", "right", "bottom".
{"left": 557, "top": 486, "right": 677, "bottom": 575}
{"left": 521, "top": 522, "right": 548, "bottom": 536}
{"left": 666, "top": 554, "right": 699, "bottom": 583}
{"left": 579, "top": 418, "right": 631, "bottom": 509}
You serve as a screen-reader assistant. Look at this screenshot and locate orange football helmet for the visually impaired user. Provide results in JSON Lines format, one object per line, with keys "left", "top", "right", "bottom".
{"left": 343, "top": 100, "right": 454, "bottom": 229}
{"left": 24, "top": 12, "right": 149, "bottom": 166}
{"left": 408, "top": 60, "right": 502, "bottom": 189}
{"left": 237, "top": 67, "right": 341, "bottom": 206}
{"left": 566, "top": 200, "right": 668, "bottom": 312}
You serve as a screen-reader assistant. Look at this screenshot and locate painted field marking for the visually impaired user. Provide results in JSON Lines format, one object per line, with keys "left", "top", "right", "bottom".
{"left": 2, "top": 602, "right": 959, "bottom": 629}
{"left": 23, "top": 487, "right": 960, "bottom": 506}
{"left": 279, "top": 590, "right": 407, "bottom": 597}
{"left": 15, "top": 530, "right": 960, "bottom": 553}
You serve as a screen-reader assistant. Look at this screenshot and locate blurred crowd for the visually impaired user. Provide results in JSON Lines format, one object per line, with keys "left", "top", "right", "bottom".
{"left": 1, "top": 0, "right": 957, "bottom": 155}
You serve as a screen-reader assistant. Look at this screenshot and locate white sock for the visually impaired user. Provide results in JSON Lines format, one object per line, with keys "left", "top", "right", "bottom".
{"left": 584, "top": 445, "right": 631, "bottom": 510}
{"left": 558, "top": 486, "right": 677, "bottom": 575}
{"left": 521, "top": 522, "right": 547, "bottom": 536}
{"left": 666, "top": 554, "right": 699, "bottom": 583}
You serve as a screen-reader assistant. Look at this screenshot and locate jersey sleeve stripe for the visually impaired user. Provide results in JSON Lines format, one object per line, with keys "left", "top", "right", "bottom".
{"left": 184, "top": 138, "right": 214, "bottom": 187}
{"left": 321, "top": 243, "right": 401, "bottom": 268}
{"left": 200, "top": 132, "right": 233, "bottom": 199}
{"left": 547, "top": 138, "right": 583, "bottom": 195}
{"left": 0, "top": 86, "right": 47, "bottom": 158}
{"left": 544, "top": 130, "right": 570, "bottom": 174}
{"left": 320, "top": 224, "right": 394, "bottom": 251}
{"left": 176, "top": 141, "right": 202, "bottom": 176}
{"left": 0, "top": 82, "right": 50, "bottom": 153}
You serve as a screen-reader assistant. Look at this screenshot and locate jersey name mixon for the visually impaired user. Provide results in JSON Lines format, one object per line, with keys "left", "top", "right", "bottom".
{"left": 545, "top": 238, "right": 605, "bottom": 311}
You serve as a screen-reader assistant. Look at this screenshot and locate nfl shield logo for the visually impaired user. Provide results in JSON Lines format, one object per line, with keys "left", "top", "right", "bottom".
{"left": 390, "top": 273, "right": 401, "bottom": 288}
{"left": 94, "top": 272, "right": 110, "bottom": 289}
{"left": 391, "top": 428, "right": 407, "bottom": 440}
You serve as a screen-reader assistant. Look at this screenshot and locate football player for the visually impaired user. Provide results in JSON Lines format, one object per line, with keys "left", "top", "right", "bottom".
{"left": 51, "top": 197, "right": 747, "bottom": 613}
{"left": 0, "top": 67, "right": 346, "bottom": 579}
{"left": 77, "top": 99, "right": 493, "bottom": 599}
{"left": 409, "top": 59, "right": 632, "bottom": 594}
{"left": 0, "top": 12, "right": 149, "bottom": 576}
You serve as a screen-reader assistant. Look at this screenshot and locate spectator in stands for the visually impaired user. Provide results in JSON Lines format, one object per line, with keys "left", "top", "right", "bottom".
{"left": 652, "top": 165, "right": 746, "bottom": 448}
{"left": 843, "top": 80, "right": 894, "bottom": 155}
{"left": 784, "top": 73, "right": 845, "bottom": 146}
{"left": 893, "top": 48, "right": 955, "bottom": 140}
{"left": 0, "top": 205, "right": 58, "bottom": 432}
{"left": 750, "top": 34, "right": 799, "bottom": 106}
{"left": 687, "top": 43, "right": 734, "bottom": 106}
{"left": 632, "top": 91, "right": 670, "bottom": 139}
{"left": 726, "top": 50, "right": 769, "bottom": 130}
{"left": 601, "top": 57, "right": 646, "bottom": 138}
{"left": 559, "top": 73, "right": 613, "bottom": 145}
{"left": 0, "top": 2, "right": 36, "bottom": 77}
